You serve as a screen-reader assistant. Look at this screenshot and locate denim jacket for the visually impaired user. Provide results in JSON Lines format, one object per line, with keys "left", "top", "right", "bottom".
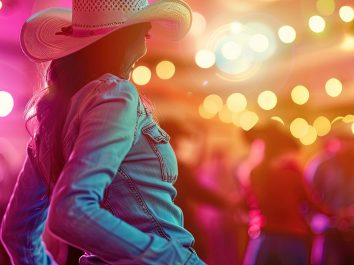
{"left": 1, "top": 73, "right": 205, "bottom": 265}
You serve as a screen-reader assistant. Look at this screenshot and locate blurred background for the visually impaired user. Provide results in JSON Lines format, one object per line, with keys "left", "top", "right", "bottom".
{"left": 1, "top": 0, "right": 354, "bottom": 264}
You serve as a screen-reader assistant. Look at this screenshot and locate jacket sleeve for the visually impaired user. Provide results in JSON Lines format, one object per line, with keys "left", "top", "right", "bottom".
{"left": 47, "top": 79, "right": 195, "bottom": 264}
{"left": 0, "top": 144, "right": 54, "bottom": 265}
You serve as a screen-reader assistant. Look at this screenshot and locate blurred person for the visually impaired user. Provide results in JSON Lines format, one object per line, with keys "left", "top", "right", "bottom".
{"left": 235, "top": 139, "right": 265, "bottom": 265}
{"left": 241, "top": 122, "right": 331, "bottom": 265}
{"left": 0, "top": 154, "right": 16, "bottom": 221}
{"left": 0, "top": 1, "right": 206, "bottom": 264}
{"left": 196, "top": 146, "right": 243, "bottom": 265}
{"left": 0, "top": 153, "right": 15, "bottom": 265}
{"left": 305, "top": 133, "right": 354, "bottom": 265}
{"left": 160, "top": 119, "right": 240, "bottom": 263}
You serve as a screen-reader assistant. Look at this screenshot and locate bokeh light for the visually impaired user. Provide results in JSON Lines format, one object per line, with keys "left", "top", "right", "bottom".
{"left": 339, "top": 6, "right": 354, "bottom": 23}
{"left": 340, "top": 35, "right": 354, "bottom": 51}
{"left": 332, "top": 116, "right": 344, "bottom": 124}
{"left": 232, "top": 112, "right": 242, "bottom": 127}
{"left": 291, "top": 85, "right": 309, "bottom": 105}
{"left": 278, "top": 25, "right": 297, "bottom": 44}
{"left": 203, "top": 94, "right": 223, "bottom": 114}
{"left": 226, "top": 93, "right": 247, "bottom": 112}
{"left": 221, "top": 41, "right": 242, "bottom": 60}
{"left": 313, "top": 116, "right": 331, "bottom": 136}
{"left": 132, "top": 66, "right": 151, "bottom": 86}
{"left": 290, "top": 118, "right": 309, "bottom": 138}
{"left": 213, "top": 28, "right": 256, "bottom": 76}
{"left": 239, "top": 111, "right": 259, "bottom": 131}
{"left": 352, "top": 123, "right": 354, "bottom": 135}
{"left": 215, "top": 49, "right": 257, "bottom": 76}
{"left": 156, "top": 61, "right": 175, "bottom": 80}
{"left": 249, "top": 34, "right": 269, "bottom": 53}
{"left": 316, "top": 0, "right": 335, "bottom": 16}
{"left": 189, "top": 12, "right": 207, "bottom": 37}
{"left": 308, "top": 15, "right": 326, "bottom": 33}
{"left": 271, "top": 116, "right": 285, "bottom": 125}
{"left": 343, "top": 114, "right": 354, "bottom": 123}
{"left": 325, "top": 78, "right": 343, "bottom": 97}
{"left": 218, "top": 105, "right": 233, "bottom": 123}
{"left": 0, "top": 1, "right": 3, "bottom": 11}
{"left": 245, "top": 22, "right": 277, "bottom": 60}
{"left": 210, "top": 22, "right": 276, "bottom": 79}
{"left": 195, "top": 49, "right": 216, "bottom": 69}
{"left": 230, "top": 22, "right": 243, "bottom": 34}
{"left": 0, "top": 91, "right": 14, "bottom": 117}
{"left": 199, "top": 104, "right": 215, "bottom": 119}
{"left": 257, "top": 90, "right": 277, "bottom": 110}
{"left": 300, "top": 126, "right": 318, "bottom": 145}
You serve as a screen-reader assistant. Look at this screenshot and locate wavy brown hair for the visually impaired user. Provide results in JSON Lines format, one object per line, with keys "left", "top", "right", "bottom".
{"left": 24, "top": 23, "right": 150, "bottom": 193}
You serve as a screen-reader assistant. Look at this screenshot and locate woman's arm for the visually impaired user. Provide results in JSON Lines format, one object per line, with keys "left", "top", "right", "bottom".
{"left": 47, "top": 79, "right": 195, "bottom": 264}
{"left": 1, "top": 144, "right": 54, "bottom": 265}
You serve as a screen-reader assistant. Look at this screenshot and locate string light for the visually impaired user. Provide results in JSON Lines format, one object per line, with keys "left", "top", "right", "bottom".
{"left": 221, "top": 41, "right": 242, "bottom": 60}
{"left": 290, "top": 118, "right": 309, "bottom": 138}
{"left": 232, "top": 112, "right": 242, "bottom": 127}
{"left": 332, "top": 116, "right": 344, "bottom": 124}
{"left": 339, "top": 6, "right": 354, "bottom": 23}
{"left": 291, "top": 85, "right": 309, "bottom": 105}
{"left": 0, "top": 91, "right": 14, "bottom": 117}
{"left": 156, "top": 61, "right": 175, "bottom": 80}
{"left": 343, "top": 114, "right": 354, "bottom": 123}
{"left": 340, "top": 35, "right": 354, "bottom": 51}
{"left": 188, "top": 12, "right": 207, "bottom": 37}
{"left": 132, "top": 66, "right": 151, "bottom": 86}
{"left": 230, "top": 22, "right": 243, "bottom": 34}
{"left": 226, "top": 93, "right": 247, "bottom": 112}
{"left": 218, "top": 105, "right": 233, "bottom": 123}
{"left": 271, "top": 116, "right": 285, "bottom": 125}
{"left": 239, "top": 111, "right": 259, "bottom": 131}
{"left": 203, "top": 94, "right": 223, "bottom": 114}
{"left": 195, "top": 49, "right": 216, "bottom": 69}
{"left": 278, "top": 25, "right": 297, "bottom": 44}
{"left": 257, "top": 90, "right": 277, "bottom": 110}
{"left": 313, "top": 116, "right": 331, "bottom": 136}
{"left": 249, "top": 34, "right": 269, "bottom": 53}
{"left": 309, "top": 15, "right": 326, "bottom": 33}
{"left": 316, "top": 0, "right": 335, "bottom": 16}
{"left": 300, "top": 126, "right": 317, "bottom": 145}
{"left": 325, "top": 78, "right": 343, "bottom": 97}
{"left": 199, "top": 104, "right": 215, "bottom": 119}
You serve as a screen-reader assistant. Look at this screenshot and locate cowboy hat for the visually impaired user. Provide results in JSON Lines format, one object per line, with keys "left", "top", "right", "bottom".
{"left": 21, "top": 0, "right": 192, "bottom": 62}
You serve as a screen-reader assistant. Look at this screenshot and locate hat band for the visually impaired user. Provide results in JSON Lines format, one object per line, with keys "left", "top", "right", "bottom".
{"left": 55, "top": 25, "right": 118, "bottom": 37}
{"left": 73, "top": 27, "right": 115, "bottom": 37}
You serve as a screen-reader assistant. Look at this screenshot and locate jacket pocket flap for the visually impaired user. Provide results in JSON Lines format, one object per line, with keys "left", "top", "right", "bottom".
{"left": 142, "top": 123, "right": 170, "bottom": 143}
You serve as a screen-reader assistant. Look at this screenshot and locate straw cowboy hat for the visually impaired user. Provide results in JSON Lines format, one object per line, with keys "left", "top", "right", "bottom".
{"left": 21, "top": 0, "right": 192, "bottom": 62}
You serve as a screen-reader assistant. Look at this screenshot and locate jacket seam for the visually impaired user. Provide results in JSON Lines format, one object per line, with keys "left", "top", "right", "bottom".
{"left": 145, "top": 136, "right": 169, "bottom": 181}
{"left": 118, "top": 167, "right": 171, "bottom": 240}
{"left": 132, "top": 101, "right": 141, "bottom": 146}
{"left": 142, "top": 123, "right": 177, "bottom": 183}
{"left": 101, "top": 186, "right": 120, "bottom": 217}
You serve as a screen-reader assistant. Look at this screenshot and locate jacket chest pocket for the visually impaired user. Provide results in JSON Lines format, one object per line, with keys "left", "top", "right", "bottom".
{"left": 142, "top": 122, "right": 178, "bottom": 183}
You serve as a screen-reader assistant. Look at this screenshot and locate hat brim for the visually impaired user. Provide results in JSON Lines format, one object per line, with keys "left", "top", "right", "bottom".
{"left": 21, "top": 0, "right": 192, "bottom": 62}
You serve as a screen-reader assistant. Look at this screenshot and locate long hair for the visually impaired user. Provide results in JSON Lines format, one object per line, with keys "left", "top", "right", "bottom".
{"left": 24, "top": 23, "right": 149, "bottom": 193}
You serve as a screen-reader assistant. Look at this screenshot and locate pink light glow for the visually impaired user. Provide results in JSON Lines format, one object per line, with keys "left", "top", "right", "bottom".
{"left": 0, "top": 91, "right": 14, "bottom": 117}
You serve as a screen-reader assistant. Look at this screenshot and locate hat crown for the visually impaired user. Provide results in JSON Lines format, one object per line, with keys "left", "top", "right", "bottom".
{"left": 72, "top": 0, "right": 148, "bottom": 29}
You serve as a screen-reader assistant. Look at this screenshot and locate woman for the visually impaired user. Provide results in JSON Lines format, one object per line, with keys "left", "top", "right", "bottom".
{"left": 0, "top": 0, "right": 205, "bottom": 264}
